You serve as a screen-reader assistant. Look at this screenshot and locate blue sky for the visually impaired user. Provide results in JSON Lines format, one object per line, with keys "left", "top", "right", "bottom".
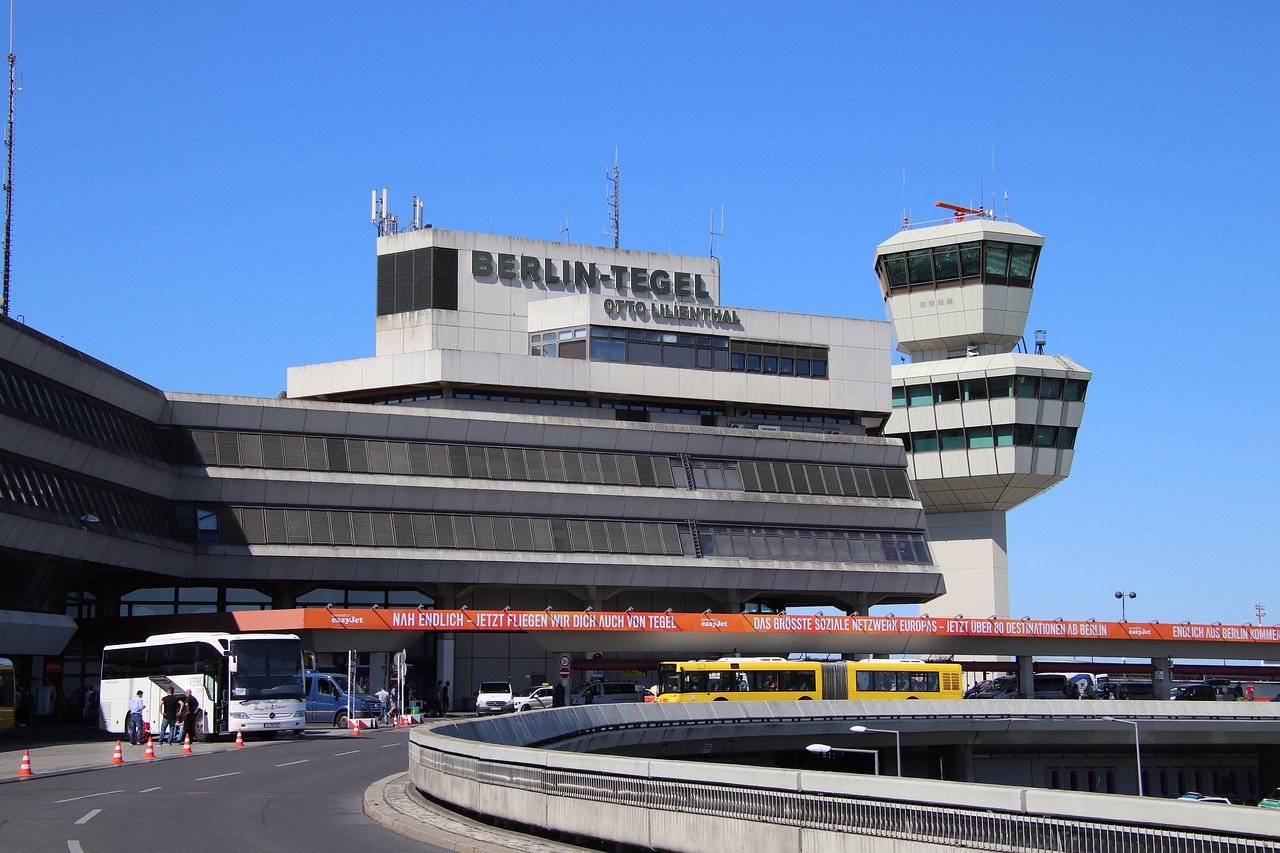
{"left": 7, "top": 4, "right": 1278, "bottom": 627}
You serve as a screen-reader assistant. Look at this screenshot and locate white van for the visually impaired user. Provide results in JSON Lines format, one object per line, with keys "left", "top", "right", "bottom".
{"left": 567, "top": 682, "right": 648, "bottom": 706}
{"left": 474, "top": 681, "right": 514, "bottom": 715}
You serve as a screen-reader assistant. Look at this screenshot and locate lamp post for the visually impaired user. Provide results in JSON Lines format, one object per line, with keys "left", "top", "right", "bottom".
{"left": 849, "top": 725, "right": 901, "bottom": 777}
{"left": 1114, "top": 591, "right": 1136, "bottom": 621}
{"left": 805, "top": 743, "right": 880, "bottom": 776}
{"left": 1102, "top": 716, "right": 1143, "bottom": 797}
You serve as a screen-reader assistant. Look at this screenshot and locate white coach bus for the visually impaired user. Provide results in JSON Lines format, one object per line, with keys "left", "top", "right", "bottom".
{"left": 100, "top": 632, "right": 306, "bottom": 740}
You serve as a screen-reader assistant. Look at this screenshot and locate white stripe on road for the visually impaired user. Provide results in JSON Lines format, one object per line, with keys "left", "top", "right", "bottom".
{"left": 333, "top": 750, "right": 361, "bottom": 756}
{"left": 194, "top": 771, "right": 242, "bottom": 781}
{"left": 274, "top": 759, "right": 308, "bottom": 767}
{"left": 380, "top": 743, "right": 400, "bottom": 748}
{"left": 138, "top": 786, "right": 162, "bottom": 793}
{"left": 68, "top": 842, "right": 84, "bottom": 853}
{"left": 55, "top": 790, "right": 124, "bottom": 804}
{"left": 75, "top": 809, "right": 102, "bottom": 825}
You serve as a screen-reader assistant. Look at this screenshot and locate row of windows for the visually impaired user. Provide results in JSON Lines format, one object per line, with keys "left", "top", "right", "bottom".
{"left": 178, "top": 430, "right": 679, "bottom": 488}
{"left": 878, "top": 239, "right": 1040, "bottom": 290}
{"left": 118, "top": 586, "right": 274, "bottom": 617}
{"left": 892, "top": 375, "right": 1088, "bottom": 407}
{"left": 178, "top": 505, "right": 931, "bottom": 565}
{"left": 0, "top": 364, "right": 161, "bottom": 460}
{"left": 530, "top": 325, "right": 830, "bottom": 379}
{"left": 697, "top": 526, "right": 930, "bottom": 564}
{"left": 179, "top": 429, "right": 910, "bottom": 499}
{"left": 891, "top": 424, "right": 1078, "bottom": 452}
{"left": 0, "top": 451, "right": 171, "bottom": 538}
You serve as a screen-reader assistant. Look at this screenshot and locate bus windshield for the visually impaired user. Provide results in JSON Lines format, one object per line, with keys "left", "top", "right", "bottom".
{"left": 229, "top": 638, "right": 305, "bottom": 700}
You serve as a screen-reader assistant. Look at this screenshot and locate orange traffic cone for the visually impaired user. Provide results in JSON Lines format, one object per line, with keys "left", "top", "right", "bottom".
{"left": 111, "top": 740, "right": 124, "bottom": 765}
{"left": 17, "top": 749, "right": 33, "bottom": 778}
{"left": 234, "top": 729, "right": 244, "bottom": 748}
{"left": 350, "top": 719, "right": 361, "bottom": 736}
{"left": 143, "top": 738, "right": 156, "bottom": 760}
{"left": 296, "top": 728, "right": 306, "bottom": 739}
{"left": 181, "top": 734, "right": 192, "bottom": 755}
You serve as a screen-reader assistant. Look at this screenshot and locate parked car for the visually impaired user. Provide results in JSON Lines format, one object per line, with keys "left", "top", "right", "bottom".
{"left": 1258, "top": 788, "right": 1280, "bottom": 809}
{"left": 513, "top": 685, "right": 555, "bottom": 712}
{"left": 1178, "top": 792, "right": 1234, "bottom": 804}
{"left": 475, "top": 681, "right": 515, "bottom": 715}
{"left": 1172, "top": 683, "right": 1228, "bottom": 701}
{"left": 303, "top": 670, "right": 383, "bottom": 728}
{"left": 965, "top": 674, "right": 1075, "bottom": 699}
{"left": 567, "top": 681, "right": 649, "bottom": 706}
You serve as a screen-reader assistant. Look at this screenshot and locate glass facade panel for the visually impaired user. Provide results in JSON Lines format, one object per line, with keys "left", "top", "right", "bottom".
{"left": 912, "top": 431, "right": 939, "bottom": 452}
{"left": 1064, "top": 379, "right": 1088, "bottom": 401}
{"left": 907, "top": 250, "right": 933, "bottom": 284}
{"left": 985, "top": 241, "right": 1009, "bottom": 278}
{"left": 885, "top": 255, "right": 908, "bottom": 287}
{"left": 1039, "top": 376, "right": 1063, "bottom": 399}
{"left": 967, "top": 426, "right": 994, "bottom": 448}
{"left": 933, "top": 247, "right": 959, "bottom": 280}
{"left": 1058, "top": 426, "right": 1078, "bottom": 449}
{"left": 1009, "top": 245, "right": 1037, "bottom": 284}
{"left": 891, "top": 387, "right": 906, "bottom": 407}
{"left": 959, "top": 242, "right": 982, "bottom": 276}
{"left": 988, "top": 376, "right": 1014, "bottom": 398}
{"left": 1014, "top": 375, "right": 1040, "bottom": 398}
{"left": 1034, "top": 426, "right": 1058, "bottom": 447}
{"left": 962, "top": 378, "right": 988, "bottom": 401}
{"left": 907, "top": 384, "right": 931, "bottom": 406}
{"left": 933, "top": 381, "right": 960, "bottom": 403}
{"left": 994, "top": 424, "right": 1014, "bottom": 446}
{"left": 940, "top": 429, "right": 965, "bottom": 450}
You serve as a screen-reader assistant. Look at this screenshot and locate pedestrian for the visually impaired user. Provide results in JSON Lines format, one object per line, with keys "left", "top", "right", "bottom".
{"left": 17, "top": 687, "right": 33, "bottom": 727}
{"left": 180, "top": 689, "right": 200, "bottom": 741}
{"left": 159, "top": 686, "right": 183, "bottom": 744}
{"left": 126, "top": 689, "right": 146, "bottom": 745}
{"left": 374, "top": 685, "right": 391, "bottom": 723}
{"left": 440, "top": 681, "right": 450, "bottom": 715}
{"left": 83, "top": 685, "right": 98, "bottom": 726}
{"left": 432, "top": 680, "right": 444, "bottom": 717}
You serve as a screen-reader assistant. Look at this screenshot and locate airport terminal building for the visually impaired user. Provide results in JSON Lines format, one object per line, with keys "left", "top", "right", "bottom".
{"left": 1, "top": 222, "right": 953, "bottom": 706}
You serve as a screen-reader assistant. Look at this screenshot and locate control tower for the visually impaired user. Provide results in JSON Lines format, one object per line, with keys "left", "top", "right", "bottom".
{"left": 873, "top": 203, "right": 1090, "bottom": 619}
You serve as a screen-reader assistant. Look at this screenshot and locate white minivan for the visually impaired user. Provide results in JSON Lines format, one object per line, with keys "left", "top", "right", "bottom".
{"left": 567, "top": 682, "right": 649, "bottom": 706}
{"left": 475, "top": 681, "right": 514, "bottom": 715}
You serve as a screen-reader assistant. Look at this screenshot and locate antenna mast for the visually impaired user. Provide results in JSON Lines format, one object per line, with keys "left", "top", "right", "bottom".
{"left": 2, "top": 3, "right": 15, "bottom": 317}
{"left": 559, "top": 196, "right": 570, "bottom": 243}
{"left": 709, "top": 205, "right": 724, "bottom": 259}
{"left": 605, "top": 148, "right": 619, "bottom": 249}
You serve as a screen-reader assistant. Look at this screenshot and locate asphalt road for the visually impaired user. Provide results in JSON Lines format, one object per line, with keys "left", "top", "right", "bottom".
{"left": 0, "top": 727, "right": 457, "bottom": 853}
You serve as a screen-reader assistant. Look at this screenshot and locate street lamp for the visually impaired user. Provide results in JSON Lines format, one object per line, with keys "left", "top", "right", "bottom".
{"left": 805, "top": 743, "right": 881, "bottom": 776}
{"left": 1102, "top": 716, "right": 1143, "bottom": 797}
{"left": 1114, "top": 591, "right": 1136, "bottom": 621}
{"left": 849, "top": 725, "right": 902, "bottom": 777}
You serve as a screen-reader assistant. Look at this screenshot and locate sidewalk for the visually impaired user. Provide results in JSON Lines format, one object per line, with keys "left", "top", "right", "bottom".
{"left": 0, "top": 725, "right": 282, "bottom": 783}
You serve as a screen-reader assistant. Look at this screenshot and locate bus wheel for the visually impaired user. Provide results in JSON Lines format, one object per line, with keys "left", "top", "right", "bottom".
{"left": 906, "top": 696, "right": 920, "bottom": 700}
{"left": 798, "top": 696, "right": 812, "bottom": 700}
{"left": 335, "top": 710, "right": 348, "bottom": 729}
{"left": 193, "top": 715, "right": 211, "bottom": 743}
{"left": 712, "top": 697, "right": 729, "bottom": 701}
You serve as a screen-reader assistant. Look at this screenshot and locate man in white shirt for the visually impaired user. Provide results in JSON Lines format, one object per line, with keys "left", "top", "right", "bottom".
{"left": 126, "top": 690, "right": 146, "bottom": 745}
{"left": 374, "top": 686, "right": 391, "bottom": 723}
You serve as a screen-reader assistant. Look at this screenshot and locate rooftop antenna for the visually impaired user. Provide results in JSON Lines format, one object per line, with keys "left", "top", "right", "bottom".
{"left": 605, "top": 147, "right": 619, "bottom": 249}
{"left": 2, "top": 0, "right": 15, "bottom": 317}
{"left": 991, "top": 147, "right": 997, "bottom": 216}
{"left": 411, "top": 195, "right": 423, "bottom": 230}
{"left": 901, "top": 164, "right": 908, "bottom": 229}
{"left": 1034, "top": 329, "right": 1046, "bottom": 355}
{"left": 559, "top": 195, "right": 570, "bottom": 243}
{"left": 709, "top": 204, "right": 724, "bottom": 259}
{"left": 1004, "top": 190, "right": 1010, "bottom": 221}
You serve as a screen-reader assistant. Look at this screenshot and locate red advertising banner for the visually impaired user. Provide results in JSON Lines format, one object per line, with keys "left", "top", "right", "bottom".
{"left": 231, "top": 609, "right": 1280, "bottom": 645}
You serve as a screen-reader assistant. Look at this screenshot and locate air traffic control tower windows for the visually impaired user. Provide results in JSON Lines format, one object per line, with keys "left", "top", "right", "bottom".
{"left": 877, "top": 240, "right": 1040, "bottom": 291}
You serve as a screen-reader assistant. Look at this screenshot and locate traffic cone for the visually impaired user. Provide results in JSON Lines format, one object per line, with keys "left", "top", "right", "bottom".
{"left": 350, "top": 719, "right": 360, "bottom": 736}
{"left": 143, "top": 738, "right": 156, "bottom": 760}
{"left": 234, "top": 729, "right": 244, "bottom": 748}
{"left": 181, "top": 734, "right": 192, "bottom": 755}
{"left": 296, "top": 728, "right": 306, "bottom": 739}
{"left": 111, "top": 740, "right": 124, "bottom": 765}
{"left": 17, "top": 749, "right": 33, "bottom": 778}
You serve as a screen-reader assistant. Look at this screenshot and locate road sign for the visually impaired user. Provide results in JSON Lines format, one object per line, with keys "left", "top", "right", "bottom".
{"left": 559, "top": 654, "right": 571, "bottom": 669}
{"left": 559, "top": 666, "right": 571, "bottom": 679}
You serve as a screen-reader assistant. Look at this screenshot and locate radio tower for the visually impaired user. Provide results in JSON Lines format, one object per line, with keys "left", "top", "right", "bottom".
{"left": 605, "top": 148, "right": 619, "bottom": 249}
{"left": 1, "top": 4, "right": 14, "bottom": 318}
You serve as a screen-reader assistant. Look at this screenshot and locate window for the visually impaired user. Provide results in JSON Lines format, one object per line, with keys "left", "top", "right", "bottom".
{"left": 1039, "top": 376, "right": 1063, "bottom": 399}
{"left": 967, "top": 426, "right": 994, "bottom": 449}
{"left": 1058, "top": 426, "right": 1078, "bottom": 449}
{"left": 962, "top": 378, "right": 987, "bottom": 401}
{"left": 891, "top": 387, "right": 906, "bottom": 407}
{"left": 1015, "top": 376, "right": 1040, "bottom": 398}
{"left": 933, "top": 381, "right": 960, "bottom": 403}
{"left": 940, "top": 429, "right": 965, "bottom": 450}
{"left": 911, "top": 431, "right": 939, "bottom": 452}
{"left": 1064, "top": 378, "right": 1088, "bottom": 402}
{"left": 907, "top": 384, "right": 931, "bottom": 407}
{"left": 988, "top": 376, "right": 1014, "bottom": 398}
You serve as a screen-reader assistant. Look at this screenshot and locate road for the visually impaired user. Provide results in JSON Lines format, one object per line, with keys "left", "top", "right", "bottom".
{"left": 0, "top": 727, "right": 456, "bottom": 853}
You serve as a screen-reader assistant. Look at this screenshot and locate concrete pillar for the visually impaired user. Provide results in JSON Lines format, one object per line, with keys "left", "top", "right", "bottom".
{"left": 1151, "top": 657, "right": 1173, "bottom": 701}
{"left": 1017, "top": 656, "right": 1035, "bottom": 699}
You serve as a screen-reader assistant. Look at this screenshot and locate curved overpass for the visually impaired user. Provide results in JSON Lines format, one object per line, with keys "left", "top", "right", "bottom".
{"left": 408, "top": 702, "right": 1280, "bottom": 852}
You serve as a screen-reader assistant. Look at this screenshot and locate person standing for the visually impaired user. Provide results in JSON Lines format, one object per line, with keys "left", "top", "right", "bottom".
{"left": 180, "top": 689, "right": 200, "bottom": 741}
{"left": 83, "top": 685, "right": 98, "bottom": 726}
{"left": 126, "top": 690, "right": 146, "bottom": 745}
{"left": 374, "top": 685, "right": 391, "bottom": 723}
{"left": 440, "top": 681, "right": 450, "bottom": 716}
{"left": 158, "top": 687, "right": 183, "bottom": 744}
{"left": 432, "top": 681, "right": 444, "bottom": 717}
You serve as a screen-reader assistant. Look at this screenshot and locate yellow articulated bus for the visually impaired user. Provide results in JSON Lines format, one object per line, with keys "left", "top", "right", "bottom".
{"left": 655, "top": 657, "right": 964, "bottom": 702}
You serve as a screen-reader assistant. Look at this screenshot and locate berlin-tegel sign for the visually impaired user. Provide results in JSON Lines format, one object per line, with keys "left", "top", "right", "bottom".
{"left": 232, "top": 609, "right": 1280, "bottom": 646}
